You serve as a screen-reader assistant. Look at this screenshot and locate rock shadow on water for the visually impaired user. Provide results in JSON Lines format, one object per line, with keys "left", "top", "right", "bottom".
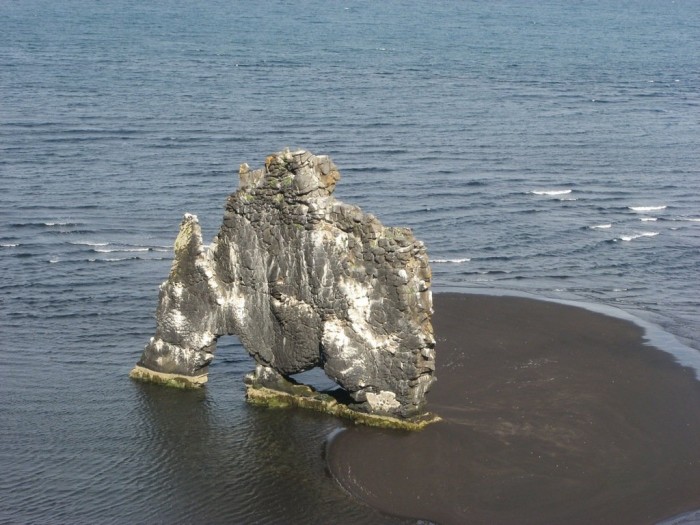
{"left": 326, "top": 293, "right": 700, "bottom": 525}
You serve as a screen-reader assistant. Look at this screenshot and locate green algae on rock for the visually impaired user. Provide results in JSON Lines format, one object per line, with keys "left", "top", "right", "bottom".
{"left": 129, "top": 364, "right": 207, "bottom": 389}
{"left": 244, "top": 377, "right": 441, "bottom": 431}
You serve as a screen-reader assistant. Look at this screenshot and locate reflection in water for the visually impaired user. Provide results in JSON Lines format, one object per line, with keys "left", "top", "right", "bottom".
{"left": 133, "top": 356, "right": 409, "bottom": 524}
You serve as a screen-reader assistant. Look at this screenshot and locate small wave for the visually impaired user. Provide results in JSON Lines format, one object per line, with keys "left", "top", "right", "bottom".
{"left": 87, "top": 254, "right": 171, "bottom": 263}
{"left": 44, "top": 221, "right": 81, "bottom": 227}
{"left": 459, "top": 269, "right": 513, "bottom": 277}
{"left": 70, "top": 241, "right": 170, "bottom": 252}
{"left": 590, "top": 224, "right": 612, "bottom": 230}
{"left": 684, "top": 218, "right": 700, "bottom": 222}
{"left": 530, "top": 189, "right": 572, "bottom": 196}
{"left": 53, "top": 229, "right": 95, "bottom": 235}
{"left": 93, "top": 247, "right": 151, "bottom": 253}
{"left": 640, "top": 217, "right": 657, "bottom": 222}
{"left": 430, "top": 258, "right": 471, "bottom": 263}
{"left": 93, "top": 245, "right": 169, "bottom": 253}
{"left": 49, "top": 258, "right": 60, "bottom": 264}
{"left": 617, "top": 232, "right": 659, "bottom": 242}
{"left": 70, "top": 241, "right": 109, "bottom": 246}
{"left": 8, "top": 221, "right": 74, "bottom": 229}
{"left": 477, "top": 255, "right": 514, "bottom": 262}
{"left": 628, "top": 205, "right": 667, "bottom": 212}
{"left": 1, "top": 243, "right": 19, "bottom": 248}
{"left": 88, "top": 256, "right": 143, "bottom": 262}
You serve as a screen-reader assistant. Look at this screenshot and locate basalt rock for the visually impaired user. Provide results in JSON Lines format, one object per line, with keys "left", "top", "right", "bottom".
{"left": 131, "top": 149, "right": 436, "bottom": 422}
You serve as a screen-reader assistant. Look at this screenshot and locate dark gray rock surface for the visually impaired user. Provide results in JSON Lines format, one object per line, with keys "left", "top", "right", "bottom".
{"left": 132, "top": 149, "right": 435, "bottom": 418}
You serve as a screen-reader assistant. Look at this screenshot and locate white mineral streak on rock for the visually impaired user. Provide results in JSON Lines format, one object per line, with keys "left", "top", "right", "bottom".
{"left": 224, "top": 290, "right": 247, "bottom": 325}
{"left": 365, "top": 390, "right": 401, "bottom": 412}
{"left": 170, "top": 309, "right": 186, "bottom": 330}
{"left": 340, "top": 278, "right": 398, "bottom": 355}
{"left": 341, "top": 278, "right": 371, "bottom": 320}
{"left": 322, "top": 318, "right": 350, "bottom": 351}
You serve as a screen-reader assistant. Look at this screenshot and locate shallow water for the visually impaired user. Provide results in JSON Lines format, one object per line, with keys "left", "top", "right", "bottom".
{"left": 1, "top": 0, "right": 699, "bottom": 522}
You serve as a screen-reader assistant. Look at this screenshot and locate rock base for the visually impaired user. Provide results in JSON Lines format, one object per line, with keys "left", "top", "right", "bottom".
{"left": 129, "top": 365, "right": 208, "bottom": 389}
{"left": 245, "top": 384, "right": 441, "bottom": 431}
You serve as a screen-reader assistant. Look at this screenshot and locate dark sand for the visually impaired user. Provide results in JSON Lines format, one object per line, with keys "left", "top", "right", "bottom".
{"left": 327, "top": 293, "right": 700, "bottom": 525}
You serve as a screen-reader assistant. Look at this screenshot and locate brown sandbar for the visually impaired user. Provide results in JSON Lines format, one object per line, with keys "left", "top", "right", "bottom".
{"left": 327, "top": 293, "right": 700, "bottom": 525}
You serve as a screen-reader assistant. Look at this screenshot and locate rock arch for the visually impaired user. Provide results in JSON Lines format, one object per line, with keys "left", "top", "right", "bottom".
{"left": 130, "top": 149, "right": 436, "bottom": 424}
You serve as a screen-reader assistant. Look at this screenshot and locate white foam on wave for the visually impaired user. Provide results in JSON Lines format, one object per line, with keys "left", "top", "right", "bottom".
{"left": 618, "top": 231, "right": 659, "bottom": 242}
{"left": 685, "top": 218, "right": 700, "bottom": 222}
{"left": 1, "top": 243, "right": 19, "bottom": 248}
{"left": 640, "top": 217, "right": 657, "bottom": 222}
{"left": 70, "top": 241, "right": 109, "bottom": 246}
{"left": 72, "top": 240, "right": 170, "bottom": 252}
{"left": 628, "top": 205, "right": 667, "bottom": 212}
{"left": 430, "top": 258, "right": 471, "bottom": 264}
{"left": 94, "top": 247, "right": 150, "bottom": 253}
{"left": 530, "top": 189, "right": 572, "bottom": 196}
{"left": 590, "top": 224, "right": 612, "bottom": 230}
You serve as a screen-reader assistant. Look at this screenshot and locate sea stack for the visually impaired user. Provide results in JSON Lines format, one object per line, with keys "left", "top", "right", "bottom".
{"left": 131, "top": 149, "right": 436, "bottom": 427}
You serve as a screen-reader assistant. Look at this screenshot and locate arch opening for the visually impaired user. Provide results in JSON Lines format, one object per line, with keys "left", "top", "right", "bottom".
{"left": 289, "top": 366, "right": 340, "bottom": 393}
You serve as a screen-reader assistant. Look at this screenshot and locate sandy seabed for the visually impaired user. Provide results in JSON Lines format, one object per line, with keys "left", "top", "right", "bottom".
{"left": 327, "top": 293, "right": 700, "bottom": 525}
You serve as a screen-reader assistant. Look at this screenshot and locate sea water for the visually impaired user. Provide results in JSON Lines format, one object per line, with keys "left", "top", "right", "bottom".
{"left": 1, "top": 0, "right": 699, "bottom": 522}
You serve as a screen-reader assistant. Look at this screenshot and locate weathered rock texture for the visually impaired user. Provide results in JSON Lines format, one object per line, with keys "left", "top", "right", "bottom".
{"left": 131, "top": 149, "right": 436, "bottom": 419}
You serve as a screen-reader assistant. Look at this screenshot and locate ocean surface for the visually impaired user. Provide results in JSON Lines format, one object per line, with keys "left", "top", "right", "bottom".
{"left": 1, "top": 0, "right": 699, "bottom": 523}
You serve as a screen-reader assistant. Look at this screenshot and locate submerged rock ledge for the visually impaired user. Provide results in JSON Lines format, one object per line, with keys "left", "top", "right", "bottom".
{"left": 131, "top": 148, "right": 437, "bottom": 425}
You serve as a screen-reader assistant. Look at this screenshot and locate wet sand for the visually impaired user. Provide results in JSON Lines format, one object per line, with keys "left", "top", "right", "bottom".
{"left": 327, "top": 293, "right": 700, "bottom": 525}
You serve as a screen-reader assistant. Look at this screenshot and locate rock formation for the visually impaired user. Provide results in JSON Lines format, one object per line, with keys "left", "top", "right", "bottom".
{"left": 131, "top": 149, "right": 436, "bottom": 423}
